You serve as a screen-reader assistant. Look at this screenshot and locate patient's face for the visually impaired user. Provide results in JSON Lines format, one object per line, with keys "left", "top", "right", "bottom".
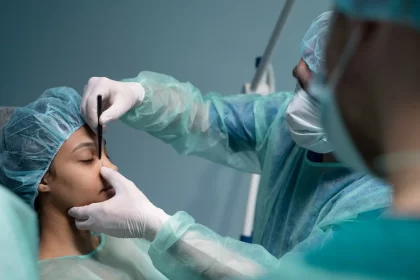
{"left": 39, "top": 125, "right": 118, "bottom": 212}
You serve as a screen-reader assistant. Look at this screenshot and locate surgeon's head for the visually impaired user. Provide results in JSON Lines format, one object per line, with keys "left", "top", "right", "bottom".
{"left": 316, "top": 1, "right": 420, "bottom": 174}
{"left": 0, "top": 87, "right": 118, "bottom": 213}
{"left": 294, "top": 11, "right": 332, "bottom": 91}
{"left": 286, "top": 11, "right": 335, "bottom": 154}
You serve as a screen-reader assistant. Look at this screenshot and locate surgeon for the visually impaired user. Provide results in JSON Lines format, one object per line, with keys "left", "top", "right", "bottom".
{"left": 254, "top": 0, "right": 420, "bottom": 279}
{"left": 69, "top": 11, "right": 390, "bottom": 279}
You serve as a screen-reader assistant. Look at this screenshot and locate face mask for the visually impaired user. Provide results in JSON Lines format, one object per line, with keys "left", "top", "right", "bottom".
{"left": 285, "top": 83, "right": 334, "bottom": 154}
{"left": 309, "top": 28, "right": 369, "bottom": 172}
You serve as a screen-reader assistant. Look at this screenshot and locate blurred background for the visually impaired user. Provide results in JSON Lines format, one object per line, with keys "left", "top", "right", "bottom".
{"left": 0, "top": 0, "right": 331, "bottom": 238}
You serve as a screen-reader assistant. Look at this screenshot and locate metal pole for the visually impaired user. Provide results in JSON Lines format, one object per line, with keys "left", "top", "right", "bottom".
{"left": 250, "top": 0, "right": 295, "bottom": 91}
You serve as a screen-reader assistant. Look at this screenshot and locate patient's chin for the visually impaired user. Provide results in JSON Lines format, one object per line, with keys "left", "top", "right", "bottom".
{"left": 76, "top": 189, "right": 116, "bottom": 206}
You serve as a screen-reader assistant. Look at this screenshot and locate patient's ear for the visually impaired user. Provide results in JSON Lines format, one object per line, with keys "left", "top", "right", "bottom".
{"left": 38, "top": 171, "right": 53, "bottom": 193}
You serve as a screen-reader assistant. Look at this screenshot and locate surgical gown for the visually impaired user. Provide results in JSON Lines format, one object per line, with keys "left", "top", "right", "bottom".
{"left": 0, "top": 186, "right": 38, "bottom": 280}
{"left": 254, "top": 217, "right": 420, "bottom": 280}
{"left": 39, "top": 234, "right": 168, "bottom": 280}
{"left": 120, "top": 72, "right": 392, "bottom": 279}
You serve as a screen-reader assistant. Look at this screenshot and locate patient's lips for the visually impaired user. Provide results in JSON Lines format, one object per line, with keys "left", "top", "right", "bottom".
{"left": 101, "top": 184, "right": 116, "bottom": 197}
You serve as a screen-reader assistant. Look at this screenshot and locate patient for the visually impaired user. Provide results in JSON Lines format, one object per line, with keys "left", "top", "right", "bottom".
{"left": 0, "top": 87, "right": 167, "bottom": 280}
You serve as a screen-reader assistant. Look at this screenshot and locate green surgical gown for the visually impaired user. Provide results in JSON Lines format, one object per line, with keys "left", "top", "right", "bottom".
{"left": 119, "top": 71, "right": 391, "bottom": 279}
{"left": 39, "top": 234, "right": 168, "bottom": 280}
{"left": 255, "top": 218, "right": 420, "bottom": 280}
{"left": 0, "top": 186, "right": 38, "bottom": 280}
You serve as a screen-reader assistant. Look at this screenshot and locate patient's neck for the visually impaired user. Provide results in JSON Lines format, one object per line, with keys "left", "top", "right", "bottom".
{"left": 38, "top": 204, "right": 100, "bottom": 260}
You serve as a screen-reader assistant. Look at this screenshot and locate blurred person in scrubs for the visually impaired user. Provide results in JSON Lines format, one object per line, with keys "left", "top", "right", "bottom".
{"left": 0, "top": 186, "right": 38, "bottom": 280}
{"left": 254, "top": 0, "right": 420, "bottom": 279}
{"left": 69, "top": 11, "right": 391, "bottom": 280}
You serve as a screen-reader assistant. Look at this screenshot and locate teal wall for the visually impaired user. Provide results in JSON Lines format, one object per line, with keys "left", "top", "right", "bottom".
{"left": 0, "top": 0, "right": 331, "bottom": 238}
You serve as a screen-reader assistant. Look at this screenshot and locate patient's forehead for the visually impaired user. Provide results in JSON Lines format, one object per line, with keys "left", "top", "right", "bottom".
{"left": 59, "top": 125, "right": 95, "bottom": 153}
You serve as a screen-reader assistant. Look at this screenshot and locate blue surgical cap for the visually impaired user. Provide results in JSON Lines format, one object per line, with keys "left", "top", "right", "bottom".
{"left": 301, "top": 11, "right": 333, "bottom": 74}
{"left": 0, "top": 87, "right": 85, "bottom": 208}
{"left": 336, "top": 1, "right": 420, "bottom": 30}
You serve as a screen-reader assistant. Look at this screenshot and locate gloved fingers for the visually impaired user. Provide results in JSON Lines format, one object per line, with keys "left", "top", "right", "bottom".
{"left": 100, "top": 167, "right": 131, "bottom": 193}
{"left": 68, "top": 205, "right": 91, "bottom": 220}
{"left": 84, "top": 78, "right": 113, "bottom": 130}
{"left": 74, "top": 218, "right": 95, "bottom": 231}
{"left": 84, "top": 77, "right": 101, "bottom": 99}
{"left": 99, "top": 97, "right": 126, "bottom": 125}
{"left": 81, "top": 77, "right": 99, "bottom": 117}
{"left": 81, "top": 77, "right": 102, "bottom": 130}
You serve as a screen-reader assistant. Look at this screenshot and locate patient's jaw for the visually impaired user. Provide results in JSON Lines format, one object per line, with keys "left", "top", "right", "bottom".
{"left": 37, "top": 125, "right": 117, "bottom": 212}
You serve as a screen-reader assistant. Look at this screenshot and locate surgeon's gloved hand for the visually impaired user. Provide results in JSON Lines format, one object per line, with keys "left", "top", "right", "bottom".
{"left": 81, "top": 77, "right": 145, "bottom": 132}
{"left": 68, "top": 167, "right": 170, "bottom": 241}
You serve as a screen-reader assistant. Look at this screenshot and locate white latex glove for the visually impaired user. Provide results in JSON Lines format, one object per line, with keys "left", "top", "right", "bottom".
{"left": 68, "top": 167, "right": 170, "bottom": 241}
{"left": 81, "top": 77, "right": 146, "bottom": 131}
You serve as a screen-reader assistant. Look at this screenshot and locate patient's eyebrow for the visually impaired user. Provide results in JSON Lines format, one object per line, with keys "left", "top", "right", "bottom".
{"left": 72, "top": 142, "right": 96, "bottom": 153}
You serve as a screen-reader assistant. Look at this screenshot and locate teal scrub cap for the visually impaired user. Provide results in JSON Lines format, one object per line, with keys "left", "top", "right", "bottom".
{"left": 336, "top": 0, "right": 420, "bottom": 30}
{"left": 301, "top": 11, "right": 333, "bottom": 74}
{"left": 0, "top": 87, "right": 85, "bottom": 208}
